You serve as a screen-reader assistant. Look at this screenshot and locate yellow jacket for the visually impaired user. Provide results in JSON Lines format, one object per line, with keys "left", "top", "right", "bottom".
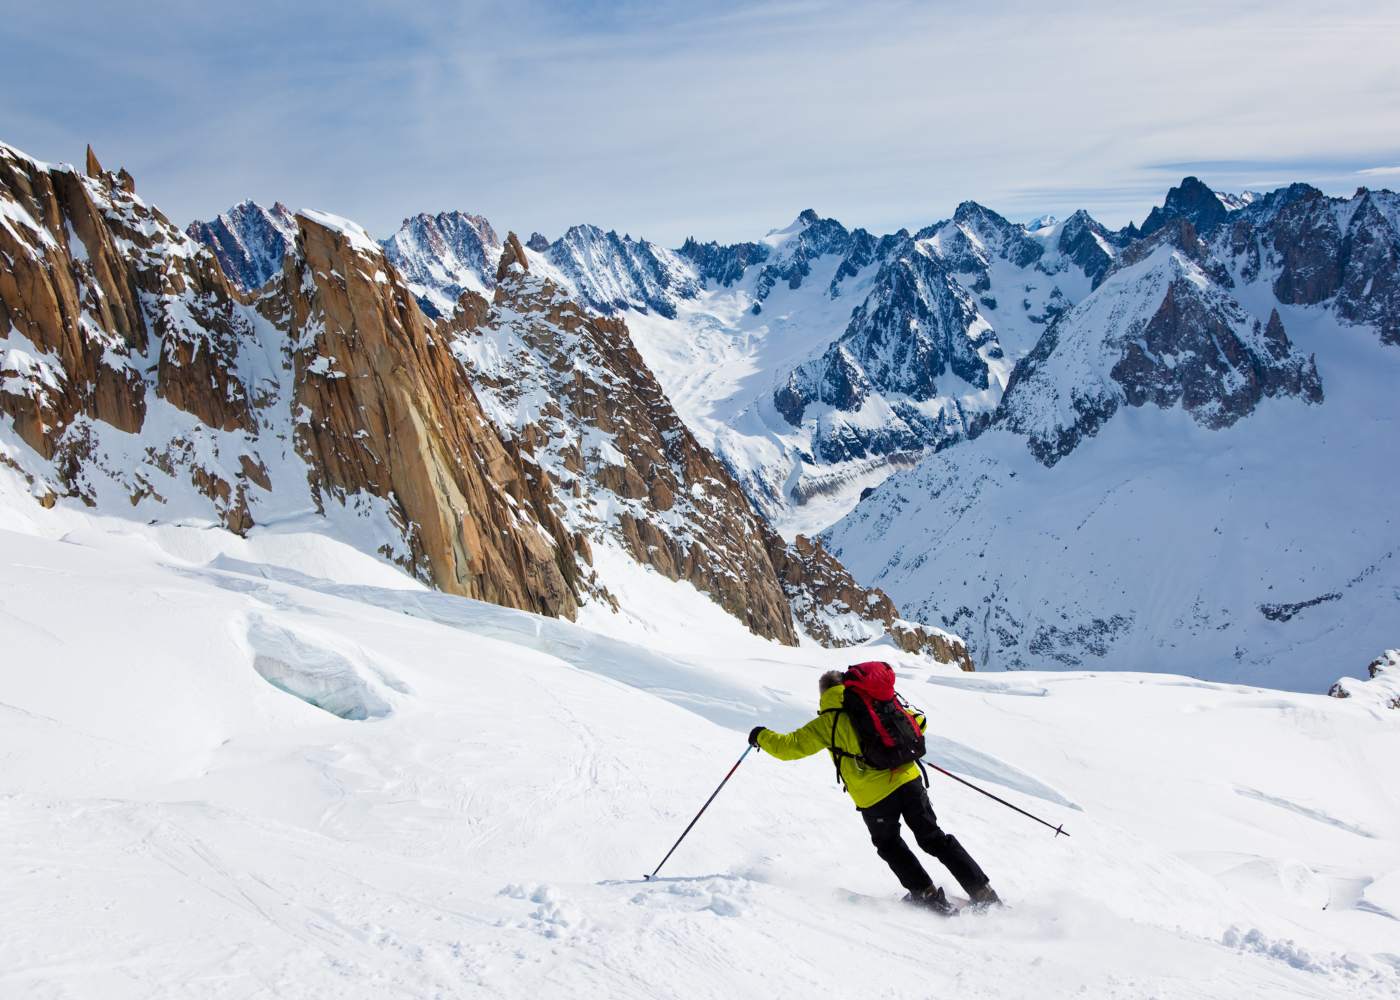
{"left": 757, "top": 683, "right": 923, "bottom": 809}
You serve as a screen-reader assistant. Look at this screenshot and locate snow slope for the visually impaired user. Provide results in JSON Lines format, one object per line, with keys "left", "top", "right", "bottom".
{"left": 3, "top": 470, "right": 1398, "bottom": 999}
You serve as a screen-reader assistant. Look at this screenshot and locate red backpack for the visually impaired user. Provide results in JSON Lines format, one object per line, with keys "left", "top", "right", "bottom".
{"left": 824, "top": 661, "right": 928, "bottom": 787}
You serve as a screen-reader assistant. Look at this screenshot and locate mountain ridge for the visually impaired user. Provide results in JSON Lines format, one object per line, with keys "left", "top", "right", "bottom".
{"left": 1, "top": 139, "right": 965, "bottom": 663}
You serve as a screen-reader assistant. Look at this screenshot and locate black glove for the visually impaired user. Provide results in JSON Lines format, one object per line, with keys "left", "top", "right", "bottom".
{"left": 748, "top": 726, "right": 767, "bottom": 749}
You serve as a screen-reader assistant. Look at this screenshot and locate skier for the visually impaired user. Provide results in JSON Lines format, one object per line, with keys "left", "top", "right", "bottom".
{"left": 748, "top": 669, "right": 1001, "bottom": 913}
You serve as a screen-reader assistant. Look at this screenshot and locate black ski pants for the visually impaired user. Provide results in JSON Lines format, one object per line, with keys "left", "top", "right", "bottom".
{"left": 859, "top": 780, "right": 990, "bottom": 895}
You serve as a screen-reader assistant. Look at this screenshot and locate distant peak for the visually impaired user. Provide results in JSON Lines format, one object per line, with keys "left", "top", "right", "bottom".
{"left": 1027, "top": 213, "right": 1058, "bottom": 230}
{"left": 766, "top": 209, "right": 822, "bottom": 240}
{"left": 526, "top": 232, "right": 550, "bottom": 252}
{"left": 1140, "top": 176, "right": 1228, "bottom": 237}
{"left": 952, "top": 201, "right": 1009, "bottom": 230}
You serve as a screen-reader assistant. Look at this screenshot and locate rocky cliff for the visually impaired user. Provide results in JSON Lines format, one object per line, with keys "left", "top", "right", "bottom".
{"left": 0, "top": 141, "right": 257, "bottom": 520}
{"left": 7, "top": 144, "right": 964, "bottom": 660}
{"left": 266, "top": 213, "right": 585, "bottom": 615}
{"left": 0, "top": 143, "right": 586, "bottom": 617}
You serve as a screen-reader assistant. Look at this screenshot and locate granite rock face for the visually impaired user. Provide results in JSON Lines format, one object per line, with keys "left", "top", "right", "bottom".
{"left": 2, "top": 144, "right": 587, "bottom": 615}
{"left": 267, "top": 215, "right": 585, "bottom": 615}
{"left": 0, "top": 142, "right": 258, "bottom": 526}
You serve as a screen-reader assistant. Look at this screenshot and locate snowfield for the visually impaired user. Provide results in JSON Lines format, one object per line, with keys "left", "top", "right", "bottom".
{"left": 2, "top": 471, "right": 1398, "bottom": 999}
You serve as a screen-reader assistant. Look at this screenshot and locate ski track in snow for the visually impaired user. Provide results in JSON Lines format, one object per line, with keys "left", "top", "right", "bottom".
{"left": 1, "top": 495, "right": 1399, "bottom": 999}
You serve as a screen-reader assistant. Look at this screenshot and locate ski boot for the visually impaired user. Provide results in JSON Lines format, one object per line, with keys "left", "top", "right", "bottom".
{"left": 965, "top": 884, "right": 1003, "bottom": 912}
{"left": 903, "top": 885, "right": 956, "bottom": 916}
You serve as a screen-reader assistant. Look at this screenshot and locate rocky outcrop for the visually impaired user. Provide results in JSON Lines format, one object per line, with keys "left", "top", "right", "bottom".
{"left": 1328, "top": 649, "right": 1400, "bottom": 705}
{"left": 0, "top": 143, "right": 148, "bottom": 457}
{"left": 1113, "top": 287, "right": 1322, "bottom": 427}
{"left": 0, "top": 142, "right": 257, "bottom": 528}
{"left": 268, "top": 213, "right": 586, "bottom": 616}
{"left": 1254, "top": 186, "right": 1400, "bottom": 345}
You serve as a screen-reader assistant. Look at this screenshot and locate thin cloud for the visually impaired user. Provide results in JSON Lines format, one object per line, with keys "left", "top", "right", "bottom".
{"left": 2, "top": 1, "right": 1397, "bottom": 244}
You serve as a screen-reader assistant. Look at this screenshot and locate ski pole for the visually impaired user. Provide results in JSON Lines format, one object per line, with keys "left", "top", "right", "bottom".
{"left": 925, "top": 759, "right": 1070, "bottom": 838}
{"left": 645, "top": 745, "right": 753, "bottom": 880}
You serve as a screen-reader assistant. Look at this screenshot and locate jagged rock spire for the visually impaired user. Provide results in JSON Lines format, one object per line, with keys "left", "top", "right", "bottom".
{"left": 496, "top": 231, "right": 530, "bottom": 282}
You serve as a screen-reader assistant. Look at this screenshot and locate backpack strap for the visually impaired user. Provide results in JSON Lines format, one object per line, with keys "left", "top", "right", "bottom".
{"left": 819, "top": 707, "right": 859, "bottom": 789}
{"left": 896, "top": 693, "right": 931, "bottom": 787}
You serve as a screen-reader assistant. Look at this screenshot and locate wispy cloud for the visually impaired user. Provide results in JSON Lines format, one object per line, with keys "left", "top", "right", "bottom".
{"left": 3, "top": 0, "right": 1398, "bottom": 243}
{"left": 1358, "top": 165, "right": 1400, "bottom": 177}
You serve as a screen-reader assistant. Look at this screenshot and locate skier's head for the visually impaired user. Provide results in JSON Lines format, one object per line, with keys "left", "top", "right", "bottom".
{"left": 818, "top": 669, "right": 845, "bottom": 693}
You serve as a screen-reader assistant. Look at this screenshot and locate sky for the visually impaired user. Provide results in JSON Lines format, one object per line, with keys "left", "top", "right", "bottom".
{"left": 3, "top": 0, "right": 1399, "bottom": 246}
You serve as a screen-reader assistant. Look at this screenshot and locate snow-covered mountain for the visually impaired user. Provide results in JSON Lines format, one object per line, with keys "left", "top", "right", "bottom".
{"left": 3, "top": 140, "right": 958, "bottom": 661}
{"left": 540, "top": 224, "right": 699, "bottom": 318}
{"left": 185, "top": 198, "right": 296, "bottom": 291}
{"left": 379, "top": 210, "right": 501, "bottom": 317}
{"left": 545, "top": 202, "right": 1130, "bottom": 533}
{"left": 442, "top": 233, "right": 959, "bottom": 653}
{"left": 823, "top": 184, "right": 1400, "bottom": 690}
{"left": 1217, "top": 189, "right": 1262, "bottom": 212}
{"left": 998, "top": 219, "right": 1322, "bottom": 466}
{"left": 185, "top": 201, "right": 1130, "bottom": 537}
{"left": 179, "top": 159, "right": 1397, "bottom": 691}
